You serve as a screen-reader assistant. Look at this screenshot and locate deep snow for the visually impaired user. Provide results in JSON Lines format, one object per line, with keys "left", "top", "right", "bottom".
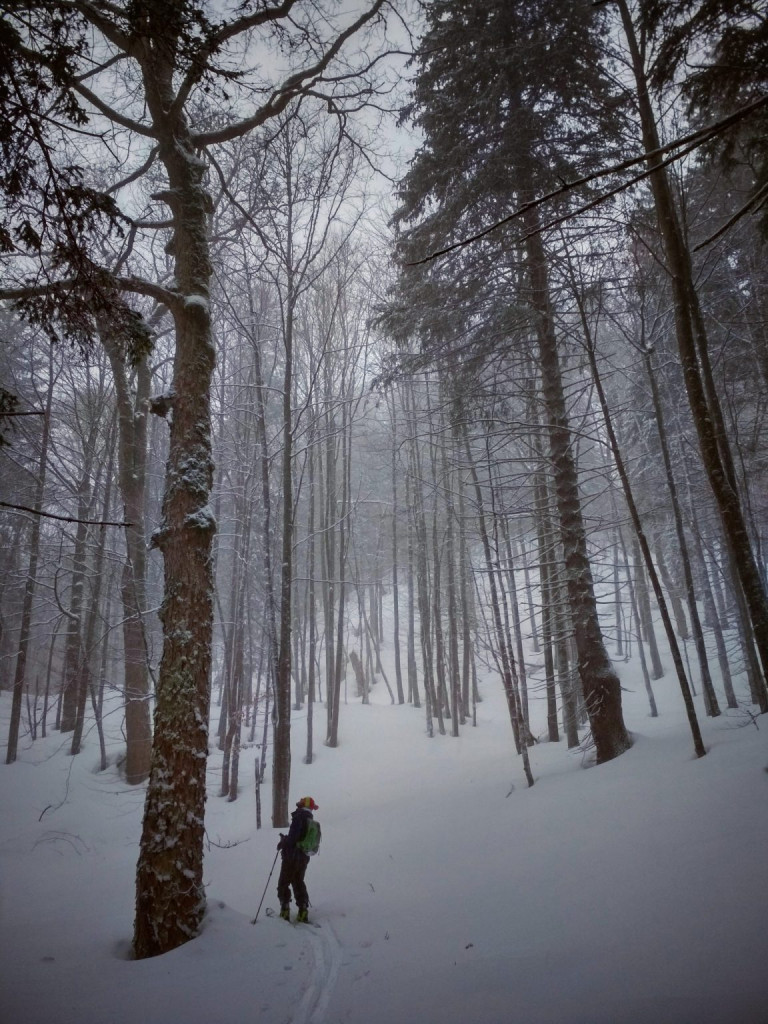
{"left": 2, "top": 643, "right": 768, "bottom": 1024}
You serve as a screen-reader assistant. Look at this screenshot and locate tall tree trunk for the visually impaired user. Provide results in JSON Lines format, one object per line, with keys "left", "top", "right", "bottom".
{"left": 655, "top": 537, "right": 689, "bottom": 641}
{"left": 389, "top": 395, "right": 405, "bottom": 704}
{"left": 429, "top": 437, "right": 449, "bottom": 728}
{"left": 6, "top": 353, "right": 54, "bottom": 764}
{"left": 71, "top": 420, "right": 117, "bottom": 755}
{"left": 305, "top": 409, "right": 317, "bottom": 764}
{"left": 463, "top": 423, "right": 525, "bottom": 759}
{"left": 518, "top": 525, "right": 540, "bottom": 655}
{"left": 323, "top": 362, "right": 339, "bottom": 744}
{"left": 407, "top": 384, "right": 437, "bottom": 735}
{"left": 617, "top": 523, "right": 658, "bottom": 717}
{"left": 631, "top": 532, "right": 664, "bottom": 682}
{"left": 104, "top": 337, "right": 152, "bottom": 784}
{"left": 524, "top": 217, "right": 629, "bottom": 762}
{"left": 442, "top": 414, "right": 462, "bottom": 730}
{"left": 688, "top": 505, "right": 737, "bottom": 710}
{"left": 249, "top": 316, "right": 281, "bottom": 731}
{"left": 454, "top": 420, "right": 473, "bottom": 722}
{"left": 643, "top": 349, "right": 719, "bottom": 715}
{"left": 328, "top": 398, "right": 350, "bottom": 747}
{"left": 533, "top": 462, "right": 562, "bottom": 744}
{"left": 60, "top": 459, "right": 95, "bottom": 733}
{"left": 134, "top": 96, "right": 217, "bottom": 958}
{"left": 405, "top": 466, "right": 420, "bottom": 707}
{"left": 273, "top": 276, "right": 295, "bottom": 828}
{"left": 582, "top": 308, "right": 704, "bottom": 757}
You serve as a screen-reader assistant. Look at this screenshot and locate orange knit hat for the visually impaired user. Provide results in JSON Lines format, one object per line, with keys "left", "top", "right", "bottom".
{"left": 297, "top": 796, "right": 318, "bottom": 810}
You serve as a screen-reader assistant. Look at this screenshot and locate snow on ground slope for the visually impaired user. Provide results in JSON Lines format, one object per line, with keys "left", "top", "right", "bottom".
{"left": 2, "top": 655, "right": 768, "bottom": 1024}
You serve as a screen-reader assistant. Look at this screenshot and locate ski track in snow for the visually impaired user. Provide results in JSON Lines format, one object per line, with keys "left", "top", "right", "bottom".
{"left": 292, "top": 918, "right": 342, "bottom": 1024}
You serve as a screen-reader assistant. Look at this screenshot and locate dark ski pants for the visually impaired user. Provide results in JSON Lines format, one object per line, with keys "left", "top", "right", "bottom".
{"left": 277, "top": 850, "right": 309, "bottom": 909}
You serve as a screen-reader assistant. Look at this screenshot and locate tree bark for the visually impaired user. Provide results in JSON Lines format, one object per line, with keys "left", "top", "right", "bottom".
{"left": 134, "top": 67, "right": 217, "bottom": 958}
{"left": 524, "top": 218, "right": 630, "bottom": 763}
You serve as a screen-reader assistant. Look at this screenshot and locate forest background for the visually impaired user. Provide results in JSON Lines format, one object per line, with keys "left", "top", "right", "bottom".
{"left": 0, "top": 0, "right": 767, "bottom": 973}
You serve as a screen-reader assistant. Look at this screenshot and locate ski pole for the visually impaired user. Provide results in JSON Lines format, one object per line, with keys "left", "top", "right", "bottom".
{"left": 251, "top": 849, "right": 280, "bottom": 925}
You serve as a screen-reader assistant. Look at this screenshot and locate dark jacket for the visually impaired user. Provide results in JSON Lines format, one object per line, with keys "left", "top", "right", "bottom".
{"left": 279, "top": 806, "right": 313, "bottom": 858}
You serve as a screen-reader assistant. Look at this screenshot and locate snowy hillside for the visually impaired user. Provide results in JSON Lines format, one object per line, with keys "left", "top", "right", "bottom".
{"left": 2, "top": 655, "right": 768, "bottom": 1024}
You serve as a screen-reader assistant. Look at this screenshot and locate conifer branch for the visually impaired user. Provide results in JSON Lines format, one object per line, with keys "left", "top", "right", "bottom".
{"left": 407, "top": 95, "right": 768, "bottom": 265}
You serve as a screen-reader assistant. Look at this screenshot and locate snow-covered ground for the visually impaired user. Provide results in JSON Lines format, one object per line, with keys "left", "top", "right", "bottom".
{"left": 2, "top": 645, "right": 768, "bottom": 1024}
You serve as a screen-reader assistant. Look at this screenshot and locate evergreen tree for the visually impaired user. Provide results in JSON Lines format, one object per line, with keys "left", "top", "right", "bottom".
{"left": 393, "top": 0, "right": 631, "bottom": 762}
{"left": 652, "top": 0, "right": 768, "bottom": 236}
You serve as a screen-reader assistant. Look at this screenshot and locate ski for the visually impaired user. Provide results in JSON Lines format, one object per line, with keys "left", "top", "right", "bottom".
{"left": 263, "top": 907, "right": 321, "bottom": 928}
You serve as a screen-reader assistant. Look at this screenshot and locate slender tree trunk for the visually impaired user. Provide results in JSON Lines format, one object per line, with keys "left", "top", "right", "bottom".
{"left": 533, "top": 462, "right": 562, "bottom": 744}
{"left": 249, "top": 318, "right": 281, "bottom": 728}
{"left": 305, "top": 410, "right": 317, "bottom": 764}
{"left": 389, "top": 395, "right": 405, "bottom": 704}
{"left": 407, "top": 385, "right": 437, "bottom": 735}
{"left": 612, "top": 530, "right": 623, "bottom": 658}
{"left": 631, "top": 532, "right": 664, "bottom": 682}
{"left": 103, "top": 337, "right": 153, "bottom": 784}
{"left": 323, "top": 363, "right": 338, "bottom": 743}
{"left": 518, "top": 526, "right": 540, "bottom": 655}
{"left": 6, "top": 353, "right": 54, "bottom": 764}
{"left": 71, "top": 421, "right": 117, "bottom": 755}
{"left": 405, "top": 466, "right": 419, "bottom": 707}
{"left": 60, "top": 460, "right": 95, "bottom": 734}
{"left": 463, "top": 423, "right": 523, "bottom": 756}
{"left": 429, "top": 450, "right": 449, "bottom": 729}
{"left": 454, "top": 421, "right": 473, "bottom": 721}
{"left": 689, "top": 506, "right": 737, "bottom": 709}
{"left": 328, "top": 398, "right": 351, "bottom": 747}
{"left": 273, "top": 278, "right": 295, "bottom": 827}
{"left": 442, "top": 414, "right": 463, "bottom": 729}
{"left": 655, "top": 538, "right": 689, "bottom": 641}
{"left": 581, "top": 310, "right": 705, "bottom": 757}
{"left": 501, "top": 503, "right": 530, "bottom": 732}
{"left": 618, "top": 523, "right": 657, "bottom": 717}
{"left": 643, "top": 349, "right": 719, "bottom": 714}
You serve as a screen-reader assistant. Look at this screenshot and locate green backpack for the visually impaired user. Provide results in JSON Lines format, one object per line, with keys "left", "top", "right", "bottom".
{"left": 297, "top": 817, "right": 322, "bottom": 856}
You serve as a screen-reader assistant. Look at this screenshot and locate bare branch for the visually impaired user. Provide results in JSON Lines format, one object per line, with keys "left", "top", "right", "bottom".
{"left": 193, "top": 0, "right": 387, "bottom": 147}
{"left": 170, "top": 0, "right": 299, "bottom": 117}
{"left": 0, "top": 275, "right": 180, "bottom": 308}
{"left": 106, "top": 146, "right": 160, "bottom": 194}
{"left": 209, "top": 0, "right": 299, "bottom": 47}
{"left": 0, "top": 500, "right": 131, "bottom": 527}
{"left": 71, "top": 80, "right": 157, "bottom": 138}
{"left": 69, "top": 0, "right": 135, "bottom": 56}
{"left": 693, "top": 178, "right": 768, "bottom": 251}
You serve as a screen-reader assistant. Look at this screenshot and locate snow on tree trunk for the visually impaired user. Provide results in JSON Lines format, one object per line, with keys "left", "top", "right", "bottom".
{"left": 134, "top": 119, "right": 216, "bottom": 959}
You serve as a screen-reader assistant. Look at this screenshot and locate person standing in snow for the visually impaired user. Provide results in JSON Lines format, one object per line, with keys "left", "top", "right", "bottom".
{"left": 277, "top": 796, "right": 319, "bottom": 923}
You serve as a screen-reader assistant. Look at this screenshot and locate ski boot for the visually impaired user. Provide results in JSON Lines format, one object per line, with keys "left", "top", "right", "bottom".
{"left": 279, "top": 905, "right": 291, "bottom": 921}
{"left": 296, "top": 907, "right": 309, "bottom": 924}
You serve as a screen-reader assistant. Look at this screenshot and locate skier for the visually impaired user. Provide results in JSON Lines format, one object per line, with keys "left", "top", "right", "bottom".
{"left": 277, "top": 796, "right": 319, "bottom": 923}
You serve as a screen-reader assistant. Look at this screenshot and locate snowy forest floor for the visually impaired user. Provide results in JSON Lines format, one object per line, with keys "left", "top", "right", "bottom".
{"left": 2, "top": 643, "right": 768, "bottom": 1024}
